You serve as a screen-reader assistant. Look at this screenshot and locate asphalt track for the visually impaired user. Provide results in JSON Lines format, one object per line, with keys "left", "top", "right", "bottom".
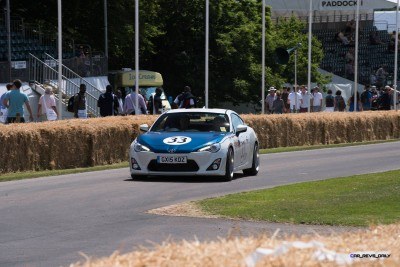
{"left": 0, "top": 142, "right": 399, "bottom": 267}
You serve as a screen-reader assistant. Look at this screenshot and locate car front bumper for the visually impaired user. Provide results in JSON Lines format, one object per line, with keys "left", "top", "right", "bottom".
{"left": 129, "top": 149, "right": 227, "bottom": 177}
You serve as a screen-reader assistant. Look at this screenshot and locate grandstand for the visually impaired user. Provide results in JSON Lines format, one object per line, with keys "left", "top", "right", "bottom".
{"left": 0, "top": 15, "right": 107, "bottom": 83}
{"left": 313, "top": 20, "right": 396, "bottom": 85}
{"left": 268, "top": 0, "right": 398, "bottom": 88}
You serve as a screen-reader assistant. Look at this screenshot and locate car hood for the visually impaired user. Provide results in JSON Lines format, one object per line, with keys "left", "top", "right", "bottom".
{"left": 137, "top": 131, "right": 229, "bottom": 153}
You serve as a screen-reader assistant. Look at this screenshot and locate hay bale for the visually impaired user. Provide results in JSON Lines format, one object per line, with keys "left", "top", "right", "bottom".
{"left": 69, "top": 223, "right": 400, "bottom": 267}
{"left": 0, "top": 112, "right": 399, "bottom": 174}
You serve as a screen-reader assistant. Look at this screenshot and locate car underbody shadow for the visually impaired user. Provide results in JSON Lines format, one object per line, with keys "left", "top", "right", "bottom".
{"left": 124, "top": 173, "right": 247, "bottom": 183}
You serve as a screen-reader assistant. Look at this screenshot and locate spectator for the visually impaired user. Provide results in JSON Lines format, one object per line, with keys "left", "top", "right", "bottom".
{"left": 173, "top": 91, "right": 183, "bottom": 109}
{"left": 360, "top": 85, "right": 373, "bottom": 111}
{"left": 177, "top": 86, "right": 196, "bottom": 109}
{"left": 312, "top": 86, "right": 323, "bottom": 112}
{"left": 345, "top": 47, "right": 355, "bottom": 63}
{"left": 272, "top": 91, "right": 284, "bottom": 114}
{"left": 281, "top": 87, "right": 290, "bottom": 113}
{"left": 98, "top": 85, "right": 118, "bottom": 117}
{"left": 37, "top": 87, "right": 58, "bottom": 121}
{"left": 388, "top": 31, "right": 398, "bottom": 52}
{"left": 288, "top": 86, "right": 302, "bottom": 113}
{"left": 2, "top": 79, "right": 34, "bottom": 123}
{"left": 348, "top": 92, "right": 363, "bottom": 112}
{"left": 124, "top": 87, "right": 147, "bottom": 115}
{"left": 73, "top": 84, "right": 88, "bottom": 118}
{"left": 0, "top": 83, "right": 12, "bottom": 123}
{"left": 336, "top": 31, "right": 350, "bottom": 45}
{"left": 344, "top": 19, "right": 356, "bottom": 35}
{"left": 265, "top": 87, "right": 277, "bottom": 114}
{"left": 334, "top": 90, "right": 346, "bottom": 112}
{"left": 299, "top": 85, "right": 312, "bottom": 113}
{"left": 378, "top": 86, "right": 391, "bottom": 110}
{"left": 324, "top": 89, "right": 335, "bottom": 112}
{"left": 148, "top": 87, "right": 163, "bottom": 114}
{"left": 376, "top": 65, "right": 387, "bottom": 88}
{"left": 345, "top": 60, "right": 354, "bottom": 79}
{"left": 370, "top": 71, "right": 377, "bottom": 86}
{"left": 369, "top": 31, "right": 384, "bottom": 45}
{"left": 115, "top": 90, "right": 125, "bottom": 115}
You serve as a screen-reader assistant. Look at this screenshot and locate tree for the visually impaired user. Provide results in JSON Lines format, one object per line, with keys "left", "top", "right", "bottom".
{"left": 11, "top": 0, "right": 327, "bottom": 107}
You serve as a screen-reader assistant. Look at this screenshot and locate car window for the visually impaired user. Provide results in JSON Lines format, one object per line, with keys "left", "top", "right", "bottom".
{"left": 151, "top": 112, "right": 230, "bottom": 132}
{"left": 231, "top": 114, "right": 244, "bottom": 132}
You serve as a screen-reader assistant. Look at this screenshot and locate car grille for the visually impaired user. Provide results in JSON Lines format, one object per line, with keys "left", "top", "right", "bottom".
{"left": 147, "top": 160, "right": 199, "bottom": 172}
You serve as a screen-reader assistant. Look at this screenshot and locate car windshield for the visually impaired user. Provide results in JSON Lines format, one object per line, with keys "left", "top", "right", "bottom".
{"left": 151, "top": 112, "right": 230, "bottom": 132}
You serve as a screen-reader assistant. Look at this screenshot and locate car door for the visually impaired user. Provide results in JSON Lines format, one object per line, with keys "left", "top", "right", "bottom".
{"left": 230, "top": 114, "right": 249, "bottom": 168}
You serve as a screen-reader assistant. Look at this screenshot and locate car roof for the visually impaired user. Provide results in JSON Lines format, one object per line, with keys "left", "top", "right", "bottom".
{"left": 166, "top": 108, "right": 231, "bottom": 114}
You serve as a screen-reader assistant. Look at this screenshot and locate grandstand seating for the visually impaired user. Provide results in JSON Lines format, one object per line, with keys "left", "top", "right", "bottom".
{"left": 0, "top": 25, "right": 74, "bottom": 61}
{"left": 314, "top": 22, "right": 399, "bottom": 85}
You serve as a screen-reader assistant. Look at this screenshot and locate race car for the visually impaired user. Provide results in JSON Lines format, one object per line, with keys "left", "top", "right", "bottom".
{"left": 129, "top": 108, "right": 259, "bottom": 181}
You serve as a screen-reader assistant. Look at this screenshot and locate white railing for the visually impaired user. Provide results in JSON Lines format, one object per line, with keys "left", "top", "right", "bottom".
{"left": 28, "top": 53, "right": 100, "bottom": 117}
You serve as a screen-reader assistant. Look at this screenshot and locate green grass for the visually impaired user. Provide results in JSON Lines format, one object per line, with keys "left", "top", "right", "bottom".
{"left": 197, "top": 170, "right": 400, "bottom": 227}
{"left": 0, "top": 162, "right": 129, "bottom": 182}
{"left": 260, "top": 139, "right": 399, "bottom": 154}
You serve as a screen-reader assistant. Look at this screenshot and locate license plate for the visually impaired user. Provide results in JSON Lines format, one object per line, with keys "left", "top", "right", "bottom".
{"left": 157, "top": 156, "right": 187, "bottom": 164}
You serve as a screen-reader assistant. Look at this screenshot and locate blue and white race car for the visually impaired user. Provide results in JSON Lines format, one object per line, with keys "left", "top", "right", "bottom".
{"left": 129, "top": 108, "right": 259, "bottom": 181}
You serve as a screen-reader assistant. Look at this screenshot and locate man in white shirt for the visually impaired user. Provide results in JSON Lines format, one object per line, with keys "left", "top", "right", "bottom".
{"left": 312, "top": 86, "right": 323, "bottom": 112}
{"left": 287, "top": 86, "right": 302, "bottom": 113}
{"left": 299, "top": 85, "right": 312, "bottom": 113}
{"left": 123, "top": 87, "right": 147, "bottom": 115}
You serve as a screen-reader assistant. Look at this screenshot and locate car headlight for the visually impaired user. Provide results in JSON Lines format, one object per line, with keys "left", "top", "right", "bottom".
{"left": 198, "top": 143, "right": 221, "bottom": 153}
{"left": 133, "top": 141, "right": 151, "bottom": 152}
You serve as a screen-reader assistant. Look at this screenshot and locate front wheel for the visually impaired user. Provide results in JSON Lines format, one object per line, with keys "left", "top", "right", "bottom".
{"left": 243, "top": 143, "right": 259, "bottom": 176}
{"left": 223, "top": 148, "right": 234, "bottom": 181}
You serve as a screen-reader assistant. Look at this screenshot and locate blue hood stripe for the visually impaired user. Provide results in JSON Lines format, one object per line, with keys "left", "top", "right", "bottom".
{"left": 138, "top": 132, "right": 229, "bottom": 153}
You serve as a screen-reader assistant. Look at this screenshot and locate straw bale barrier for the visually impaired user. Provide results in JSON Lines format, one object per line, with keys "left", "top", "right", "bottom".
{"left": 70, "top": 223, "right": 400, "bottom": 266}
{"left": 0, "top": 111, "right": 399, "bottom": 174}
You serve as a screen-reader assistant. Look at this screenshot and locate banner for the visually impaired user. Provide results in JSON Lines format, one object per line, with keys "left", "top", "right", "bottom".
{"left": 266, "top": 0, "right": 396, "bottom": 11}
{"left": 11, "top": 61, "right": 27, "bottom": 69}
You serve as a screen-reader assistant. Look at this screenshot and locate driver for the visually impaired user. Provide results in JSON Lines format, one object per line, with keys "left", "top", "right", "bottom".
{"left": 179, "top": 115, "right": 190, "bottom": 131}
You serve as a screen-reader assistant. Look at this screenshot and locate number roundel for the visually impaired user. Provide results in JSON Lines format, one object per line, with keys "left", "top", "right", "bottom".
{"left": 163, "top": 136, "right": 192, "bottom": 145}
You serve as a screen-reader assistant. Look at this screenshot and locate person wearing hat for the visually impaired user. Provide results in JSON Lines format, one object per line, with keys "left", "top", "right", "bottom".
{"left": 265, "top": 87, "right": 277, "bottom": 114}
{"left": 37, "top": 86, "right": 58, "bottom": 121}
{"left": 2, "top": 79, "right": 33, "bottom": 123}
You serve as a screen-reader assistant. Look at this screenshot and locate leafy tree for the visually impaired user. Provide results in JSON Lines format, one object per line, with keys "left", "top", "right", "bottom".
{"left": 10, "top": 0, "right": 327, "bottom": 108}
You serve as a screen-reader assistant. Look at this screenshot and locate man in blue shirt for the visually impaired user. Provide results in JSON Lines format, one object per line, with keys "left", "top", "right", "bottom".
{"left": 2, "top": 79, "right": 34, "bottom": 123}
{"left": 360, "top": 85, "right": 373, "bottom": 111}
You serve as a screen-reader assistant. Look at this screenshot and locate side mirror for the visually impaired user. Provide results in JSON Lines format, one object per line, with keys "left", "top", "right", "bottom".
{"left": 139, "top": 124, "right": 149, "bottom": 132}
{"left": 236, "top": 124, "right": 247, "bottom": 136}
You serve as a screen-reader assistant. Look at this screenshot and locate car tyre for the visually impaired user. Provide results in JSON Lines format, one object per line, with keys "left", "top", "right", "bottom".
{"left": 223, "top": 148, "right": 234, "bottom": 182}
{"left": 243, "top": 143, "right": 259, "bottom": 176}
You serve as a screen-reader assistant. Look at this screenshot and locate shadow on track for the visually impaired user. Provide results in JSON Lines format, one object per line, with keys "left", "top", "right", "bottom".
{"left": 124, "top": 173, "right": 246, "bottom": 183}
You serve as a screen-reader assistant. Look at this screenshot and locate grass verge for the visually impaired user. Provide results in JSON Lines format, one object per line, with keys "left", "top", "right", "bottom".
{"left": 0, "top": 162, "right": 129, "bottom": 182}
{"left": 197, "top": 169, "right": 400, "bottom": 227}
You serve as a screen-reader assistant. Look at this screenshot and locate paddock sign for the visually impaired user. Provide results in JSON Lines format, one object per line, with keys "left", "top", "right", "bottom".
{"left": 319, "top": 1, "right": 364, "bottom": 10}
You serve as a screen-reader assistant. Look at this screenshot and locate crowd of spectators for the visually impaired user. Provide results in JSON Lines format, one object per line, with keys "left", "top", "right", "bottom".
{"left": 264, "top": 84, "right": 399, "bottom": 114}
